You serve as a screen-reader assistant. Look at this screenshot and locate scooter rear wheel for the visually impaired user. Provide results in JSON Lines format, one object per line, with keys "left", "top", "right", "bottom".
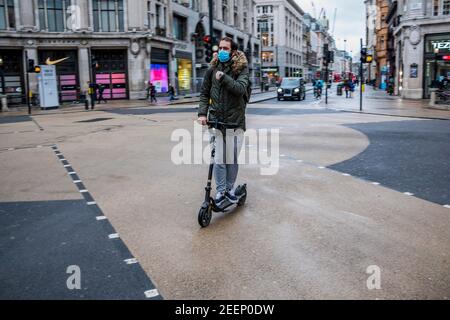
{"left": 198, "top": 205, "right": 212, "bottom": 228}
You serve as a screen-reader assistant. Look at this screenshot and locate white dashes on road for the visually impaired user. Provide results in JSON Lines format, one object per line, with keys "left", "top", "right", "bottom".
{"left": 443, "top": 205, "right": 450, "bottom": 209}
{"left": 80, "top": 190, "right": 89, "bottom": 193}
{"left": 108, "top": 233, "right": 120, "bottom": 239}
{"left": 372, "top": 182, "right": 381, "bottom": 185}
{"left": 124, "top": 258, "right": 138, "bottom": 265}
{"left": 404, "top": 192, "right": 414, "bottom": 196}
{"left": 87, "top": 201, "right": 97, "bottom": 206}
{"left": 96, "top": 216, "right": 107, "bottom": 221}
{"left": 73, "top": 180, "right": 82, "bottom": 183}
{"left": 144, "top": 289, "right": 160, "bottom": 299}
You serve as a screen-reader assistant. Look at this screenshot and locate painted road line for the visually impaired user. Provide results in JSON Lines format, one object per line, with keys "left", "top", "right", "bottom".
{"left": 60, "top": 159, "right": 67, "bottom": 161}
{"left": 80, "top": 190, "right": 89, "bottom": 193}
{"left": 372, "top": 182, "right": 381, "bottom": 185}
{"left": 64, "top": 165, "right": 71, "bottom": 168}
{"left": 96, "top": 216, "right": 107, "bottom": 221}
{"left": 108, "top": 233, "right": 120, "bottom": 239}
{"left": 342, "top": 173, "right": 351, "bottom": 177}
{"left": 444, "top": 205, "right": 450, "bottom": 209}
{"left": 87, "top": 201, "right": 97, "bottom": 206}
{"left": 404, "top": 192, "right": 414, "bottom": 196}
{"left": 144, "top": 289, "right": 160, "bottom": 299}
{"left": 73, "top": 180, "right": 82, "bottom": 183}
{"left": 318, "top": 166, "right": 325, "bottom": 169}
{"left": 124, "top": 258, "right": 138, "bottom": 265}
{"left": 68, "top": 172, "right": 77, "bottom": 175}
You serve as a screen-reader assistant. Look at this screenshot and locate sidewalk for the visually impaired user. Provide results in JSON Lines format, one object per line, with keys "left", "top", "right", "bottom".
{"left": 320, "top": 86, "right": 450, "bottom": 120}
{"left": 0, "top": 86, "right": 279, "bottom": 118}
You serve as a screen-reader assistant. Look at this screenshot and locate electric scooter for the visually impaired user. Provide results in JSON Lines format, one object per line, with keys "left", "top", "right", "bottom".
{"left": 198, "top": 120, "right": 248, "bottom": 228}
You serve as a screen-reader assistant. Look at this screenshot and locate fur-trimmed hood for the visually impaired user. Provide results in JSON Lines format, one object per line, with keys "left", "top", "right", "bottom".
{"left": 210, "top": 50, "right": 248, "bottom": 75}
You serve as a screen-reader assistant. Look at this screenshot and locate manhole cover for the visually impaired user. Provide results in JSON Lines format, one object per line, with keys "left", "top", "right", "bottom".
{"left": 76, "top": 118, "right": 114, "bottom": 123}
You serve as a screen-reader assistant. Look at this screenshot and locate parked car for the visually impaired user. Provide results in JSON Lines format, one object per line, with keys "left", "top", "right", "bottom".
{"left": 277, "top": 77, "right": 306, "bottom": 101}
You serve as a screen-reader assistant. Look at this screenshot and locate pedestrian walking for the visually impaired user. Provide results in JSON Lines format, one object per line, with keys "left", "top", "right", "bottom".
{"left": 197, "top": 36, "right": 251, "bottom": 206}
{"left": 168, "top": 83, "right": 176, "bottom": 101}
{"left": 149, "top": 82, "right": 157, "bottom": 103}
{"left": 344, "top": 80, "right": 350, "bottom": 98}
{"left": 97, "top": 84, "right": 107, "bottom": 104}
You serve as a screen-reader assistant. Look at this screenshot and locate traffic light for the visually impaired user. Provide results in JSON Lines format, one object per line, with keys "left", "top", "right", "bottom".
{"left": 27, "top": 59, "right": 35, "bottom": 73}
{"left": 365, "top": 54, "right": 373, "bottom": 64}
{"left": 360, "top": 47, "right": 373, "bottom": 64}
{"left": 203, "top": 35, "right": 213, "bottom": 63}
{"left": 27, "top": 59, "right": 41, "bottom": 73}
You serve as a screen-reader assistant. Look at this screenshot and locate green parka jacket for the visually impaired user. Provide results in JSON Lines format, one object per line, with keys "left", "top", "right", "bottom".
{"left": 198, "top": 50, "right": 250, "bottom": 131}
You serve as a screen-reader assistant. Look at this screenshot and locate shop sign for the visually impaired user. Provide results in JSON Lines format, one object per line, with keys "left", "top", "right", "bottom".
{"left": 431, "top": 40, "right": 450, "bottom": 51}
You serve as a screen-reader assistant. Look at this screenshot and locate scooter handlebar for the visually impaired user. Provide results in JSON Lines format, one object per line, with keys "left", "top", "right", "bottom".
{"left": 206, "top": 120, "right": 239, "bottom": 129}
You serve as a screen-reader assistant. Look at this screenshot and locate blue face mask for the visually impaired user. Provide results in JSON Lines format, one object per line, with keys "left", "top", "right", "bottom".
{"left": 218, "top": 50, "right": 231, "bottom": 63}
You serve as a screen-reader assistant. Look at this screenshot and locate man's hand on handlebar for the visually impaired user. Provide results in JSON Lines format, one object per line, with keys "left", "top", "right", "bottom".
{"left": 198, "top": 116, "right": 208, "bottom": 126}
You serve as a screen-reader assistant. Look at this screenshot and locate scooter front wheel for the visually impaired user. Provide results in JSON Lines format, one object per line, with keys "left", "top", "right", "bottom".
{"left": 198, "top": 204, "right": 212, "bottom": 228}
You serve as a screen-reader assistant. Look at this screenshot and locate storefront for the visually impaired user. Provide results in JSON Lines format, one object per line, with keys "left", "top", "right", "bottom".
{"left": 262, "top": 67, "right": 279, "bottom": 84}
{"left": 0, "top": 49, "right": 24, "bottom": 105}
{"left": 175, "top": 51, "right": 192, "bottom": 94}
{"left": 424, "top": 34, "right": 450, "bottom": 98}
{"left": 150, "top": 48, "right": 170, "bottom": 93}
{"left": 38, "top": 50, "right": 79, "bottom": 102}
{"left": 92, "top": 49, "right": 128, "bottom": 100}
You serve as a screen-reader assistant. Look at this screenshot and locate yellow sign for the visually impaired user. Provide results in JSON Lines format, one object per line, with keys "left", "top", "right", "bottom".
{"left": 45, "top": 57, "right": 69, "bottom": 65}
{"left": 362, "top": 84, "right": 365, "bottom": 92}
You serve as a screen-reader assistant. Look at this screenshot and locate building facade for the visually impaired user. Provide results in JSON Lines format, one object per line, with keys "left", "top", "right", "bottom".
{"left": 389, "top": 0, "right": 450, "bottom": 99}
{"left": 0, "top": 0, "right": 260, "bottom": 105}
{"left": 365, "top": 0, "right": 377, "bottom": 83}
{"left": 375, "top": 0, "right": 389, "bottom": 89}
{"left": 254, "top": 0, "right": 304, "bottom": 83}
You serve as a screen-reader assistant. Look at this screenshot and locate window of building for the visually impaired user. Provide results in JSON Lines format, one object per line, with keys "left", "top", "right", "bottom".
{"left": 93, "top": 0, "right": 124, "bottom": 32}
{"left": 146, "top": 1, "right": 151, "bottom": 29}
{"left": 0, "top": 0, "right": 15, "bottom": 30}
{"left": 444, "top": 0, "right": 450, "bottom": 14}
{"left": 173, "top": 14, "right": 187, "bottom": 41}
{"left": 39, "top": 0, "right": 70, "bottom": 32}
{"left": 222, "top": 0, "right": 228, "bottom": 23}
{"left": 434, "top": 0, "right": 440, "bottom": 15}
{"left": 262, "top": 51, "right": 273, "bottom": 63}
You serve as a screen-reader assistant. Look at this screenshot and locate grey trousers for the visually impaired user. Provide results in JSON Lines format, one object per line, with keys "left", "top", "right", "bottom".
{"left": 213, "top": 130, "right": 244, "bottom": 194}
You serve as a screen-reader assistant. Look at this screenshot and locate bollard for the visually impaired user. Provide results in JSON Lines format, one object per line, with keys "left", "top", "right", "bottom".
{"left": 429, "top": 88, "right": 437, "bottom": 107}
{"left": 0, "top": 95, "right": 8, "bottom": 112}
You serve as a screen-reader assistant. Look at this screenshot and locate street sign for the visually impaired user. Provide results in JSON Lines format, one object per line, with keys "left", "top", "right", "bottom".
{"left": 37, "top": 65, "right": 59, "bottom": 109}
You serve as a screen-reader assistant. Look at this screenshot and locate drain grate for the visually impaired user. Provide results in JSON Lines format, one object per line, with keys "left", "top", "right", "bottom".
{"left": 76, "top": 118, "right": 114, "bottom": 123}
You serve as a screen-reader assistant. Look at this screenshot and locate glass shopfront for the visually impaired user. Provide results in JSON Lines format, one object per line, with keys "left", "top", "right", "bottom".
{"left": 93, "top": 49, "right": 128, "bottom": 99}
{"left": 424, "top": 34, "right": 450, "bottom": 98}
{"left": 0, "top": 49, "right": 24, "bottom": 105}
{"left": 38, "top": 50, "right": 79, "bottom": 102}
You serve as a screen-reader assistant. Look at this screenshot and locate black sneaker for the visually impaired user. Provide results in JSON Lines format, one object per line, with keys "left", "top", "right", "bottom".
{"left": 225, "top": 191, "right": 239, "bottom": 204}
{"left": 215, "top": 193, "right": 226, "bottom": 206}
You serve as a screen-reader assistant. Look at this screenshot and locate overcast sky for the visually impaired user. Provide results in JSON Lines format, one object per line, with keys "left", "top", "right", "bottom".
{"left": 296, "top": 0, "right": 366, "bottom": 55}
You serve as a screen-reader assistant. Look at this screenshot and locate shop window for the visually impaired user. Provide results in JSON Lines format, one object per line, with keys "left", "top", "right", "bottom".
{"left": 0, "top": 0, "right": 15, "bottom": 30}
{"left": 93, "top": 0, "right": 124, "bottom": 32}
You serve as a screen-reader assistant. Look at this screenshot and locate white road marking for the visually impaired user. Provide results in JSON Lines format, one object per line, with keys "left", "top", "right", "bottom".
{"left": 73, "top": 180, "right": 82, "bottom": 183}
{"left": 404, "top": 192, "right": 414, "bottom": 196}
{"left": 68, "top": 172, "right": 76, "bottom": 175}
{"left": 108, "top": 233, "right": 119, "bottom": 239}
{"left": 342, "top": 173, "right": 351, "bottom": 176}
{"left": 144, "top": 289, "right": 160, "bottom": 299}
{"left": 96, "top": 216, "right": 107, "bottom": 221}
{"left": 64, "top": 165, "right": 71, "bottom": 168}
{"left": 443, "top": 205, "right": 450, "bottom": 209}
{"left": 87, "top": 201, "right": 97, "bottom": 206}
{"left": 318, "top": 166, "right": 325, "bottom": 169}
{"left": 60, "top": 159, "right": 66, "bottom": 161}
{"left": 372, "top": 182, "right": 381, "bottom": 185}
{"left": 124, "top": 258, "right": 138, "bottom": 265}
{"left": 80, "top": 190, "right": 88, "bottom": 193}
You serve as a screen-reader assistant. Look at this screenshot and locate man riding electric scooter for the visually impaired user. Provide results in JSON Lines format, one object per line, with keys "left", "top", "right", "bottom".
{"left": 197, "top": 37, "right": 250, "bottom": 227}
